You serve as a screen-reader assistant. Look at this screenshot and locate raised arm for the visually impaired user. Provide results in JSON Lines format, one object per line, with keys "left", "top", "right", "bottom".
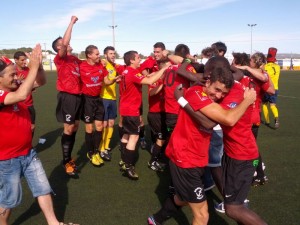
{"left": 235, "top": 65, "right": 268, "bottom": 82}
{"left": 140, "top": 62, "right": 171, "bottom": 85}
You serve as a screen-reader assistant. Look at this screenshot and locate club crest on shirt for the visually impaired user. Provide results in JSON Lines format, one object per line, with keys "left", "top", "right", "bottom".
{"left": 98, "top": 69, "right": 103, "bottom": 74}
{"left": 195, "top": 90, "right": 208, "bottom": 101}
{"left": 227, "top": 102, "right": 238, "bottom": 108}
{"left": 13, "top": 104, "right": 20, "bottom": 112}
{"left": 0, "top": 90, "right": 4, "bottom": 96}
{"left": 135, "top": 73, "right": 144, "bottom": 79}
{"left": 91, "top": 76, "right": 99, "bottom": 83}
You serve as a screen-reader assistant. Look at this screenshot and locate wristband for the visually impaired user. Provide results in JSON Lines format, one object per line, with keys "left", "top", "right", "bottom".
{"left": 182, "top": 58, "right": 192, "bottom": 64}
{"left": 177, "top": 97, "right": 188, "bottom": 108}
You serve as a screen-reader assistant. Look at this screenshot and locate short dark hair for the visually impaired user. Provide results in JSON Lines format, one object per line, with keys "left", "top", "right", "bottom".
{"left": 123, "top": 50, "right": 138, "bottom": 66}
{"left": 201, "top": 47, "right": 218, "bottom": 58}
{"left": 85, "top": 45, "right": 98, "bottom": 58}
{"left": 232, "top": 52, "right": 250, "bottom": 66}
{"left": 52, "top": 36, "right": 62, "bottom": 53}
{"left": 204, "top": 56, "right": 233, "bottom": 89}
{"left": 153, "top": 42, "right": 165, "bottom": 50}
{"left": 211, "top": 41, "right": 227, "bottom": 55}
{"left": 14, "top": 51, "right": 26, "bottom": 60}
{"left": 174, "top": 44, "right": 190, "bottom": 58}
{"left": 104, "top": 46, "right": 115, "bottom": 55}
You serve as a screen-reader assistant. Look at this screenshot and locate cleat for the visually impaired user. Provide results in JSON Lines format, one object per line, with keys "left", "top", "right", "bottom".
{"left": 119, "top": 159, "right": 125, "bottom": 167}
{"left": 140, "top": 137, "right": 147, "bottom": 149}
{"left": 252, "top": 176, "right": 268, "bottom": 187}
{"left": 68, "top": 158, "right": 78, "bottom": 171}
{"left": 100, "top": 150, "right": 111, "bottom": 161}
{"left": 147, "top": 215, "right": 161, "bottom": 225}
{"left": 274, "top": 118, "right": 279, "bottom": 129}
{"left": 148, "top": 160, "right": 166, "bottom": 172}
{"left": 125, "top": 165, "right": 139, "bottom": 180}
{"left": 87, "top": 152, "right": 103, "bottom": 166}
{"left": 106, "top": 148, "right": 112, "bottom": 152}
{"left": 64, "top": 162, "right": 77, "bottom": 176}
{"left": 95, "top": 152, "right": 104, "bottom": 164}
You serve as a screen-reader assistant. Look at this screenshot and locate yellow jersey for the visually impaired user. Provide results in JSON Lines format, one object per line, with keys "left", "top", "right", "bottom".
{"left": 264, "top": 62, "right": 280, "bottom": 90}
{"left": 100, "top": 61, "right": 117, "bottom": 100}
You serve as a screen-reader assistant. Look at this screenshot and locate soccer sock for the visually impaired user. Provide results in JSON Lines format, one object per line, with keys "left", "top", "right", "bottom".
{"left": 61, "top": 133, "right": 73, "bottom": 164}
{"left": 256, "top": 154, "right": 265, "bottom": 179}
{"left": 100, "top": 128, "right": 107, "bottom": 151}
{"left": 270, "top": 104, "right": 279, "bottom": 118}
{"left": 94, "top": 130, "right": 102, "bottom": 152}
{"left": 105, "top": 127, "right": 113, "bottom": 149}
{"left": 118, "top": 125, "right": 124, "bottom": 140}
{"left": 69, "top": 131, "right": 77, "bottom": 156}
{"left": 120, "top": 142, "right": 127, "bottom": 161}
{"left": 124, "top": 148, "right": 136, "bottom": 166}
{"left": 85, "top": 132, "right": 94, "bottom": 155}
{"left": 262, "top": 103, "right": 270, "bottom": 123}
{"left": 139, "top": 125, "right": 145, "bottom": 139}
{"left": 151, "top": 143, "right": 162, "bottom": 161}
{"left": 153, "top": 196, "right": 181, "bottom": 224}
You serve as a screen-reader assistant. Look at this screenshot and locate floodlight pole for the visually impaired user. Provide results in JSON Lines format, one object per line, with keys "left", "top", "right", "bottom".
{"left": 248, "top": 24, "right": 257, "bottom": 54}
{"left": 109, "top": 0, "right": 117, "bottom": 48}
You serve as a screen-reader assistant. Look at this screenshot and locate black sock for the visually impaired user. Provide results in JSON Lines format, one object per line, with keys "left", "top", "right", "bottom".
{"left": 151, "top": 143, "right": 162, "bottom": 161}
{"left": 153, "top": 196, "right": 181, "bottom": 224}
{"left": 69, "top": 131, "right": 77, "bottom": 158}
{"left": 124, "top": 148, "right": 136, "bottom": 166}
{"left": 85, "top": 132, "right": 94, "bottom": 155}
{"left": 256, "top": 154, "right": 265, "bottom": 179}
{"left": 93, "top": 130, "right": 102, "bottom": 152}
{"left": 118, "top": 126, "right": 124, "bottom": 140}
{"left": 120, "top": 142, "right": 127, "bottom": 161}
{"left": 61, "top": 133, "right": 73, "bottom": 164}
{"left": 139, "top": 125, "right": 145, "bottom": 139}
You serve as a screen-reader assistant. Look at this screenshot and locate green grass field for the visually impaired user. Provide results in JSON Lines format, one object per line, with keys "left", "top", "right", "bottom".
{"left": 9, "top": 71, "right": 300, "bottom": 225}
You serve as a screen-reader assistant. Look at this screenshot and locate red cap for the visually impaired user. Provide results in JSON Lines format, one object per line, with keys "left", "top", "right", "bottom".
{"left": 0, "top": 56, "right": 14, "bottom": 72}
{"left": 267, "top": 47, "right": 277, "bottom": 62}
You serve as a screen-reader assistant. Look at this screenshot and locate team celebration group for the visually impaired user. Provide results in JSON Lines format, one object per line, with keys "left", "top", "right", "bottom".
{"left": 0, "top": 15, "right": 281, "bottom": 225}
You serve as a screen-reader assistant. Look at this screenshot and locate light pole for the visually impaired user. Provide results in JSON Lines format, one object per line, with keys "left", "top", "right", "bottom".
{"left": 248, "top": 24, "right": 257, "bottom": 54}
{"left": 109, "top": 0, "right": 117, "bottom": 48}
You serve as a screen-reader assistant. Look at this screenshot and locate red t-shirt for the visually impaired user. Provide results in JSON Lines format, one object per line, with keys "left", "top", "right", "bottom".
{"left": 16, "top": 67, "right": 33, "bottom": 107}
{"left": 0, "top": 90, "right": 32, "bottom": 160}
{"left": 163, "top": 64, "right": 195, "bottom": 114}
{"left": 80, "top": 61, "right": 108, "bottom": 96}
{"left": 148, "top": 79, "right": 165, "bottom": 113}
{"left": 119, "top": 67, "right": 145, "bottom": 116}
{"left": 165, "top": 85, "right": 213, "bottom": 168}
{"left": 220, "top": 82, "right": 259, "bottom": 160}
{"left": 54, "top": 54, "right": 82, "bottom": 94}
{"left": 139, "top": 56, "right": 159, "bottom": 73}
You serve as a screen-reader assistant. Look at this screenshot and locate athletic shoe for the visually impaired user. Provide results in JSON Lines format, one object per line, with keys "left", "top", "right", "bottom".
{"left": 274, "top": 117, "right": 279, "bottom": 129}
{"left": 64, "top": 162, "right": 77, "bottom": 176}
{"left": 95, "top": 152, "right": 104, "bottom": 165}
{"left": 215, "top": 199, "right": 250, "bottom": 213}
{"left": 252, "top": 176, "right": 268, "bottom": 187}
{"left": 119, "top": 159, "right": 125, "bottom": 167}
{"left": 140, "top": 137, "right": 147, "bottom": 149}
{"left": 106, "top": 148, "right": 112, "bottom": 152}
{"left": 68, "top": 159, "right": 78, "bottom": 171}
{"left": 125, "top": 165, "right": 139, "bottom": 180}
{"left": 100, "top": 150, "right": 111, "bottom": 161}
{"left": 204, "top": 184, "right": 215, "bottom": 192}
{"left": 148, "top": 160, "right": 166, "bottom": 172}
{"left": 87, "top": 152, "right": 102, "bottom": 166}
{"left": 147, "top": 215, "right": 162, "bottom": 225}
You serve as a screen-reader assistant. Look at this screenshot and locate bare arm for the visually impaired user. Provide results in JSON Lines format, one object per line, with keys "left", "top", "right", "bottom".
{"left": 149, "top": 83, "right": 163, "bottom": 96}
{"left": 33, "top": 62, "right": 47, "bottom": 88}
{"left": 58, "top": 16, "right": 78, "bottom": 58}
{"left": 266, "top": 78, "right": 275, "bottom": 95}
{"left": 103, "top": 75, "right": 121, "bottom": 85}
{"left": 177, "top": 61, "right": 206, "bottom": 85}
{"left": 4, "top": 44, "right": 42, "bottom": 105}
{"left": 235, "top": 65, "right": 268, "bottom": 82}
{"left": 140, "top": 62, "right": 171, "bottom": 85}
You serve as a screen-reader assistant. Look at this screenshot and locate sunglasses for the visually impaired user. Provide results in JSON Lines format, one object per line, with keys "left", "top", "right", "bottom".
{"left": 0, "top": 56, "right": 13, "bottom": 72}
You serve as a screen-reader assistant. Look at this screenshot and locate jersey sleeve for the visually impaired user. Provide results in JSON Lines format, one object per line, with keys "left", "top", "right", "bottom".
{"left": 185, "top": 87, "right": 212, "bottom": 111}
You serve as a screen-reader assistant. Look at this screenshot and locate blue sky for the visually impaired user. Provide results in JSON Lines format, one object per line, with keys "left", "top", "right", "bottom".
{"left": 1, "top": 0, "right": 299, "bottom": 56}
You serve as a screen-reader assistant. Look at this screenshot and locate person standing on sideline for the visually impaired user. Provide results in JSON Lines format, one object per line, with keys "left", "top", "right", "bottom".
{"left": 99, "top": 46, "right": 119, "bottom": 160}
{"left": 14, "top": 51, "right": 46, "bottom": 136}
{"left": 0, "top": 45, "right": 78, "bottom": 225}
{"left": 119, "top": 51, "right": 170, "bottom": 180}
{"left": 262, "top": 47, "right": 281, "bottom": 128}
{"left": 80, "top": 45, "right": 118, "bottom": 166}
{"left": 52, "top": 16, "right": 82, "bottom": 176}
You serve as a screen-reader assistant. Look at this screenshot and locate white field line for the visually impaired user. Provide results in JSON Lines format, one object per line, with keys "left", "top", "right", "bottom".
{"left": 278, "top": 95, "right": 300, "bottom": 99}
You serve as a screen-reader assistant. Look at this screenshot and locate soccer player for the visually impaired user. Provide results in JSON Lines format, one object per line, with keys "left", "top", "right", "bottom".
{"left": 52, "top": 16, "right": 82, "bottom": 176}
{"left": 148, "top": 56, "right": 257, "bottom": 225}
{"left": 99, "top": 46, "right": 119, "bottom": 161}
{"left": 80, "top": 45, "right": 118, "bottom": 166}
{"left": 0, "top": 45, "right": 78, "bottom": 225}
{"left": 262, "top": 47, "right": 281, "bottom": 128}
{"left": 119, "top": 51, "right": 170, "bottom": 180}
{"left": 14, "top": 51, "right": 46, "bottom": 136}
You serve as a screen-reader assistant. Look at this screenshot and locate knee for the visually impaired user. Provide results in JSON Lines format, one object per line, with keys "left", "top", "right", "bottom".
{"left": 193, "top": 210, "right": 209, "bottom": 225}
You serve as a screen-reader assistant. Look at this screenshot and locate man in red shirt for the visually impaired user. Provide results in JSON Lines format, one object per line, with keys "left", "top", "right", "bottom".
{"left": 119, "top": 51, "right": 170, "bottom": 180}
{"left": 14, "top": 51, "right": 46, "bottom": 136}
{"left": 52, "top": 16, "right": 82, "bottom": 176}
{"left": 148, "top": 56, "right": 256, "bottom": 225}
{"left": 0, "top": 46, "right": 78, "bottom": 225}
{"left": 80, "top": 45, "right": 118, "bottom": 166}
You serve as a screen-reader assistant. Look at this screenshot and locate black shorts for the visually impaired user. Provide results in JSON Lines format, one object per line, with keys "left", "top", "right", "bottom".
{"left": 56, "top": 92, "right": 82, "bottom": 124}
{"left": 222, "top": 154, "right": 258, "bottom": 205}
{"left": 169, "top": 160, "right": 206, "bottom": 203}
{"left": 27, "top": 105, "right": 36, "bottom": 124}
{"left": 166, "top": 113, "right": 178, "bottom": 134}
{"left": 147, "top": 112, "right": 167, "bottom": 140}
{"left": 122, "top": 116, "right": 140, "bottom": 135}
{"left": 81, "top": 95, "right": 104, "bottom": 123}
